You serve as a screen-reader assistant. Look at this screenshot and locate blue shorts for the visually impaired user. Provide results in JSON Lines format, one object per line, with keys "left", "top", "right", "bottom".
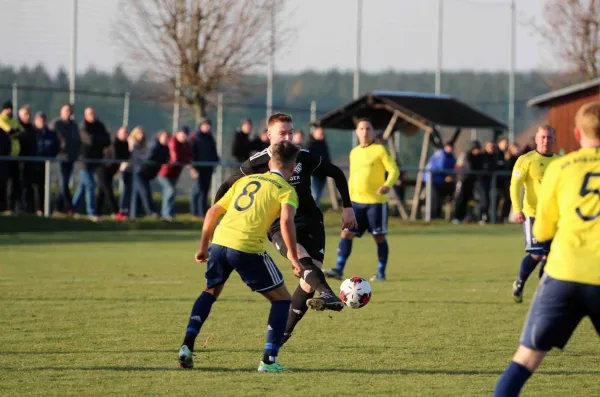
{"left": 205, "top": 244, "right": 284, "bottom": 293}
{"left": 520, "top": 274, "right": 600, "bottom": 351}
{"left": 523, "top": 216, "right": 551, "bottom": 255}
{"left": 350, "top": 202, "right": 388, "bottom": 237}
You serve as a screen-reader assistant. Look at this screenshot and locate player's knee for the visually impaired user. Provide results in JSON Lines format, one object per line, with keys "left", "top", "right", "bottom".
{"left": 261, "top": 284, "right": 291, "bottom": 301}
{"left": 513, "top": 345, "right": 546, "bottom": 373}
{"left": 293, "top": 244, "right": 310, "bottom": 260}
{"left": 530, "top": 253, "right": 543, "bottom": 262}
{"left": 341, "top": 230, "right": 355, "bottom": 239}
{"left": 374, "top": 235, "right": 386, "bottom": 244}
{"left": 203, "top": 284, "right": 224, "bottom": 300}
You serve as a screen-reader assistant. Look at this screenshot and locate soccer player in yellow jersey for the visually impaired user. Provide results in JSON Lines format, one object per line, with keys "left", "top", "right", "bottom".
{"left": 492, "top": 102, "right": 600, "bottom": 396}
{"left": 509, "top": 125, "right": 559, "bottom": 303}
{"left": 178, "top": 141, "right": 302, "bottom": 373}
{"left": 324, "top": 118, "right": 400, "bottom": 282}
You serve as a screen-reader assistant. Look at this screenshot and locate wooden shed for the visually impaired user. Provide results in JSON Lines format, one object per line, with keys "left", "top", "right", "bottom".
{"left": 528, "top": 78, "right": 600, "bottom": 153}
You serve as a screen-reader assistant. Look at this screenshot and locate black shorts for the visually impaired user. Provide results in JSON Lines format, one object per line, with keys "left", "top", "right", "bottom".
{"left": 520, "top": 274, "right": 600, "bottom": 351}
{"left": 268, "top": 217, "right": 326, "bottom": 263}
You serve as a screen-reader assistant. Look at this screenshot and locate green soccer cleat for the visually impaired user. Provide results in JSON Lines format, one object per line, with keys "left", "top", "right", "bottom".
{"left": 178, "top": 345, "right": 194, "bottom": 369}
{"left": 257, "top": 361, "right": 292, "bottom": 373}
{"left": 512, "top": 280, "right": 524, "bottom": 304}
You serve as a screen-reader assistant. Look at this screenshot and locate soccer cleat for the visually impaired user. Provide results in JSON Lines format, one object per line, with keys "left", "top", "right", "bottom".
{"left": 306, "top": 292, "right": 344, "bottom": 312}
{"left": 512, "top": 280, "right": 524, "bottom": 303}
{"left": 323, "top": 268, "right": 343, "bottom": 280}
{"left": 369, "top": 274, "right": 386, "bottom": 282}
{"left": 178, "top": 345, "right": 194, "bottom": 369}
{"left": 258, "top": 361, "right": 292, "bottom": 373}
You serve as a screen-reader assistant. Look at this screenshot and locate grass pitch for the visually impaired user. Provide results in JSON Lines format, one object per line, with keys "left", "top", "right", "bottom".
{"left": 1, "top": 217, "right": 599, "bottom": 396}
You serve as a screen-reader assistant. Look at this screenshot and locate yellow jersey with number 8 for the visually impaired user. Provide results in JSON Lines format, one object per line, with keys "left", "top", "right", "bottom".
{"left": 212, "top": 171, "right": 298, "bottom": 254}
{"left": 534, "top": 147, "right": 600, "bottom": 285}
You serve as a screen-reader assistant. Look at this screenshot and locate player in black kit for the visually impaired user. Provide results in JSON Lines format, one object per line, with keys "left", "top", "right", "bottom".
{"left": 214, "top": 113, "right": 357, "bottom": 344}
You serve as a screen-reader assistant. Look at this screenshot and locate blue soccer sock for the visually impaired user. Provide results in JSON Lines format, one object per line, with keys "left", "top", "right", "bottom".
{"left": 335, "top": 238, "right": 353, "bottom": 272}
{"left": 182, "top": 291, "right": 216, "bottom": 351}
{"left": 518, "top": 255, "right": 540, "bottom": 284}
{"left": 538, "top": 258, "right": 547, "bottom": 279}
{"left": 263, "top": 300, "right": 292, "bottom": 365}
{"left": 492, "top": 361, "right": 532, "bottom": 397}
{"left": 376, "top": 239, "right": 389, "bottom": 277}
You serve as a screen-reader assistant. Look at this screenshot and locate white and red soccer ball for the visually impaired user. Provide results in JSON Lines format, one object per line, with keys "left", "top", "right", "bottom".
{"left": 339, "top": 276, "right": 372, "bottom": 309}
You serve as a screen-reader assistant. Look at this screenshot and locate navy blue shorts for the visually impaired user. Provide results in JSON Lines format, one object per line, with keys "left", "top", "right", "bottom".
{"left": 205, "top": 244, "right": 284, "bottom": 293}
{"left": 520, "top": 274, "right": 600, "bottom": 351}
{"left": 350, "top": 202, "right": 388, "bottom": 237}
{"left": 523, "top": 216, "right": 551, "bottom": 255}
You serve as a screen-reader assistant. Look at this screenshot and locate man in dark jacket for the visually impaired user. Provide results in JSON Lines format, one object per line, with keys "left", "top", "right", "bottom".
{"left": 18, "top": 105, "right": 39, "bottom": 213}
{"left": 97, "top": 126, "right": 130, "bottom": 218}
{"left": 480, "top": 141, "right": 499, "bottom": 223}
{"left": 231, "top": 118, "right": 252, "bottom": 163}
{"left": 72, "top": 107, "right": 110, "bottom": 220}
{"left": 50, "top": 104, "right": 80, "bottom": 215}
{"left": 33, "top": 111, "right": 59, "bottom": 214}
{"left": 130, "top": 130, "right": 170, "bottom": 220}
{"left": 0, "top": 101, "right": 24, "bottom": 213}
{"left": 453, "top": 141, "right": 484, "bottom": 223}
{"left": 307, "top": 127, "right": 331, "bottom": 208}
{"left": 190, "top": 119, "right": 219, "bottom": 219}
{"left": 250, "top": 128, "right": 270, "bottom": 155}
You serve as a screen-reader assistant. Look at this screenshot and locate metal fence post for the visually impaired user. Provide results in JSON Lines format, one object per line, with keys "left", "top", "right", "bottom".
{"left": 425, "top": 170, "right": 432, "bottom": 222}
{"left": 216, "top": 93, "right": 224, "bottom": 190}
{"left": 310, "top": 100, "right": 316, "bottom": 132}
{"left": 490, "top": 171, "right": 498, "bottom": 224}
{"left": 12, "top": 82, "right": 17, "bottom": 110}
{"left": 123, "top": 92, "right": 130, "bottom": 127}
{"left": 44, "top": 160, "right": 51, "bottom": 217}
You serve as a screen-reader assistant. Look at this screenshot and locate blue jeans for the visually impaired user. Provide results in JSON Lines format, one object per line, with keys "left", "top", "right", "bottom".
{"left": 157, "top": 176, "right": 177, "bottom": 218}
{"left": 130, "top": 171, "right": 156, "bottom": 219}
{"left": 190, "top": 169, "right": 213, "bottom": 217}
{"left": 54, "top": 161, "right": 74, "bottom": 212}
{"left": 120, "top": 171, "right": 133, "bottom": 215}
{"left": 311, "top": 176, "right": 327, "bottom": 208}
{"left": 72, "top": 165, "right": 97, "bottom": 216}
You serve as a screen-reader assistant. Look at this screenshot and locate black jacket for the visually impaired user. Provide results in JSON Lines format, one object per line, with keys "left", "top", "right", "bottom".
{"left": 138, "top": 139, "right": 170, "bottom": 180}
{"left": 50, "top": 118, "right": 80, "bottom": 162}
{"left": 307, "top": 137, "right": 331, "bottom": 164}
{"left": 231, "top": 130, "right": 251, "bottom": 162}
{"left": 79, "top": 119, "right": 110, "bottom": 163}
{"left": 191, "top": 131, "right": 219, "bottom": 171}
{"left": 102, "top": 138, "right": 130, "bottom": 175}
{"left": 18, "top": 119, "right": 38, "bottom": 157}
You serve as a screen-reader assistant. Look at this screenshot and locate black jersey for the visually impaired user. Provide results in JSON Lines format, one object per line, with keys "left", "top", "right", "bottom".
{"left": 235, "top": 148, "right": 323, "bottom": 221}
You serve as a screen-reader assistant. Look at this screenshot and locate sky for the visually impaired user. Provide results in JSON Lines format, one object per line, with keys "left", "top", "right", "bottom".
{"left": 0, "top": 0, "right": 554, "bottom": 76}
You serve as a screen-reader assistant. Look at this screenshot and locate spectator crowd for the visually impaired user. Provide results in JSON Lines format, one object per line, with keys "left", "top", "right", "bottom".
{"left": 0, "top": 98, "right": 534, "bottom": 223}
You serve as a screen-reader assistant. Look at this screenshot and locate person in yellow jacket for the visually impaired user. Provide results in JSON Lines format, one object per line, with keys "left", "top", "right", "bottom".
{"left": 0, "top": 101, "right": 24, "bottom": 213}
{"left": 324, "top": 118, "right": 400, "bottom": 282}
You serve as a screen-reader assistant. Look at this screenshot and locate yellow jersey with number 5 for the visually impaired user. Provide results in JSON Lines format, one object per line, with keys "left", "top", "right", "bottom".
{"left": 510, "top": 150, "right": 560, "bottom": 217}
{"left": 534, "top": 147, "right": 600, "bottom": 285}
{"left": 212, "top": 171, "right": 298, "bottom": 254}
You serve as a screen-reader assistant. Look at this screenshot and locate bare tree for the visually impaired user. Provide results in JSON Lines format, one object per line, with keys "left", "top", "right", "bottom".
{"left": 114, "top": 0, "right": 290, "bottom": 122}
{"left": 535, "top": 0, "right": 600, "bottom": 83}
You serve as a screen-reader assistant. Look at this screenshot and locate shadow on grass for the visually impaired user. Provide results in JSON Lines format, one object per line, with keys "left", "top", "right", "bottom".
{"left": 2, "top": 366, "right": 599, "bottom": 376}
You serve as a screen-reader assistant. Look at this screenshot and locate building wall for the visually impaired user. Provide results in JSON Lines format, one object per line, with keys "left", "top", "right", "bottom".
{"left": 546, "top": 88, "right": 600, "bottom": 153}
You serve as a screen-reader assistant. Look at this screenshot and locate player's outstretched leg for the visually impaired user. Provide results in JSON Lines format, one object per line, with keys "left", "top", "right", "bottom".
{"left": 324, "top": 234, "right": 354, "bottom": 280}
{"left": 512, "top": 254, "right": 541, "bottom": 303}
{"left": 299, "top": 257, "right": 344, "bottom": 312}
{"left": 370, "top": 235, "right": 388, "bottom": 282}
{"left": 258, "top": 285, "right": 293, "bottom": 373}
{"left": 179, "top": 290, "right": 217, "bottom": 369}
{"left": 282, "top": 282, "right": 314, "bottom": 345}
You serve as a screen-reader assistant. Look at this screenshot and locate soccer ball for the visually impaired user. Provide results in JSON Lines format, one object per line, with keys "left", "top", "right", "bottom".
{"left": 339, "top": 276, "right": 372, "bottom": 309}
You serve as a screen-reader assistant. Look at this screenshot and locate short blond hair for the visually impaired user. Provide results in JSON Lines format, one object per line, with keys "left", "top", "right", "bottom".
{"left": 576, "top": 102, "right": 600, "bottom": 139}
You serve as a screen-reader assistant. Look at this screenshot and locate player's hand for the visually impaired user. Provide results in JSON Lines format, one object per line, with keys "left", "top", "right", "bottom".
{"left": 377, "top": 186, "right": 390, "bottom": 195}
{"left": 291, "top": 260, "right": 302, "bottom": 278}
{"left": 195, "top": 249, "right": 209, "bottom": 263}
{"left": 514, "top": 211, "right": 526, "bottom": 224}
{"left": 190, "top": 169, "right": 198, "bottom": 180}
{"left": 341, "top": 207, "right": 357, "bottom": 230}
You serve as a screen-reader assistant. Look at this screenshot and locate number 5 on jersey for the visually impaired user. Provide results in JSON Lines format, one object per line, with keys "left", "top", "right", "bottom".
{"left": 234, "top": 181, "right": 262, "bottom": 211}
{"left": 576, "top": 172, "right": 600, "bottom": 221}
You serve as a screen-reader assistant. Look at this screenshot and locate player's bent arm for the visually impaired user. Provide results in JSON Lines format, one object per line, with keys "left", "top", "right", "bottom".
{"left": 279, "top": 204, "right": 301, "bottom": 272}
{"left": 533, "top": 163, "right": 560, "bottom": 242}
{"left": 199, "top": 204, "right": 227, "bottom": 251}
{"left": 509, "top": 157, "right": 526, "bottom": 213}
{"left": 381, "top": 149, "right": 401, "bottom": 188}
{"left": 318, "top": 162, "right": 352, "bottom": 207}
